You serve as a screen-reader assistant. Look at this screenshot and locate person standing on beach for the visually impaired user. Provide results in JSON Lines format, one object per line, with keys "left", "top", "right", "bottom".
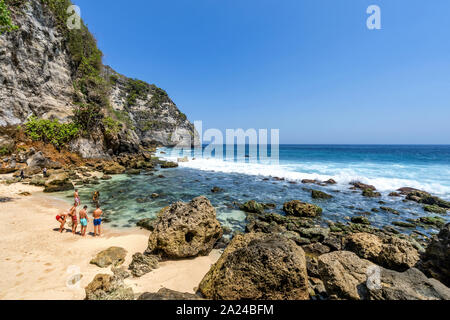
{"left": 79, "top": 206, "right": 89, "bottom": 237}
{"left": 43, "top": 167, "right": 47, "bottom": 177}
{"left": 68, "top": 203, "right": 78, "bottom": 235}
{"left": 93, "top": 204, "right": 103, "bottom": 237}
{"left": 74, "top": 189, "right": 80, "bottom": 207}
{"left": 19, "top": 169, "right": 25, "bottom": 181}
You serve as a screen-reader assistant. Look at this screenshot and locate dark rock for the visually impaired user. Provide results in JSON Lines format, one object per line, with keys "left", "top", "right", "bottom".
{"left": 160, "top": 161, "right": 178, "bottom": 169}
{"left": 90, "top": 247, "right": 127, "bottom": 268}
{"left": 424, "top": 205, "right": 447, "bottom": 214}
{"left": 311, "top": 190, "right": 333, "bottom": 200}
{"left": 211, "top": 187, "right": 224, "bottom": 193}
{"left": 239, "top": 200, "right": 265, "bottom": 214}
{"left": 351, "top": 182, "right": 376, "bottom": 191}
{"left": 419, "top": 223, "right": 450, "bottom": 287}
{"left": 362, "top": 189, "right": 381, "bottom": 198}
{"left": 283, "top": 200, "right": 322, "bottom": 218}
{"left": 85, "top": 274, "right": 134, "bottom": 300}
{"left": 351, "top": 216, "right": 371, "bottom": 225}
{"left": 318, "top": 251, "right": 450, "bottom": 300}
{"left": 198, "top": 233, "right": 309, "bottom": 300}
{"left": 128, "top": 253, "right": 159, "bottom": 277}
{"left": 139, "top": 288, "right": 203, "bottom": 300}
{"left": 380, "top": 207, "right": 400, "bottom": 215}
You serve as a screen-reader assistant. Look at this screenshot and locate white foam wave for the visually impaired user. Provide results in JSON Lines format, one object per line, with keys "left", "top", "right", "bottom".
{"left": 156, "top": 149, "right": 450, "bottom": 197}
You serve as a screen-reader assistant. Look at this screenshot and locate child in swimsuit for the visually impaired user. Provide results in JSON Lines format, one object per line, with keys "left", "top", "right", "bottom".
{"left": 79, "top": 206, "right": 89, "bottom": 237}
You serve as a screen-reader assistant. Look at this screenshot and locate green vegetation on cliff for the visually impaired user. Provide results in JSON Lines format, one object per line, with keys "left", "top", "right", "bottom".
{"left": 24, "top": 116, "right": 79, "bottom": 148}
{"left": 0, "top": 0, "right": 18, "bottom": 34}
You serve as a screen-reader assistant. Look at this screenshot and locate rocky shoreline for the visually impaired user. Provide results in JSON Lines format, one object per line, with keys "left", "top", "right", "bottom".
{"left": 1, "top": 142, "right": 449, "bottom": 300}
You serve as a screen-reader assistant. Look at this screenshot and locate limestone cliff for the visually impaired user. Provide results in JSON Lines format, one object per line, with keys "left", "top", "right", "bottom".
{"left": 0, "top": 0, "right": 198, "bottom": 158}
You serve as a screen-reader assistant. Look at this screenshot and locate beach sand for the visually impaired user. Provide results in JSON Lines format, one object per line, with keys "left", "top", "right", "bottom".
{"left": 0, "top": 180, "right": 221, "bottom": 300}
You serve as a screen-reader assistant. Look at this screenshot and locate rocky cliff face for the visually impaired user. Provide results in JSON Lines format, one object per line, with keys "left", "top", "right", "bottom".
{"left": 0, "top": 0, "right": 198, "bottom": 158}
{"left": 0, "top": 0, "right": 75, "bottom": 127}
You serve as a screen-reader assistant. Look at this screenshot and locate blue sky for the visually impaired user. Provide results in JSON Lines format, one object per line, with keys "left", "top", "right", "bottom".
{"left": 73, "top": 0, "right": 450, "bottom": 144}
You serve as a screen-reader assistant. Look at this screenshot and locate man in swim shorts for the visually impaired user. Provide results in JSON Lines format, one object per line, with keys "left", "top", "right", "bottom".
{"left": 93, "top": 203, "right": 103, "bottom": 237}
{"left": 79, "top": 205, "right": 89, "bottom": 237}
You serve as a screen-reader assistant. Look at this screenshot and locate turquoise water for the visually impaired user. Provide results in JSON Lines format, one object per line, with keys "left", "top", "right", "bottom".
{"left": 66, "top": 145, "right": 450, "bottom": 237}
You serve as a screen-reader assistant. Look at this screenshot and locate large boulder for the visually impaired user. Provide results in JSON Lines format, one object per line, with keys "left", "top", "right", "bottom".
{"left": 146, "top": 197, "right": 223, "bottom": 259}
{"left": 345, "top": 233, "right": 420, "bottom": 272}
{"left": 420, "top": 223, "right": 450, "bottom": 287}
{"left": 318, "top": 251, "right": 450, "bottom": 300}
{"left": 85, "top": 274, "right": 134, "bottom": 300}
{"left": 90, "top": 247, "right": 128, "bottom": 268}
{"left": 103, "top": 162, "right": 126, "bottom": 174}
{"left": 283, "top": 200, "right": 322, "bottom": 218}
{"left": 26, "top": 151, "right": 49, "bottom": 168}
{"left": 128, "top": 253, "right": 159, "bottom": 277}
{"left": 198, "top": 233, "right": 309, "bottom": 300}
{"left": 43, "top": 172, "right": 74, "bottom": 193}
{"left": 138, "top": 288, "right": 203, "bottom": 300}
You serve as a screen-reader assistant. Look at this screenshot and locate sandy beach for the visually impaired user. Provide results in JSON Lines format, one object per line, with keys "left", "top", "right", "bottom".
{"left": 0, "top": 179, "right": 221, "bottom": 300}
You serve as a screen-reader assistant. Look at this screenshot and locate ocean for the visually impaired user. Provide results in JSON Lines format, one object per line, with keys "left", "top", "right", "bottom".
{"left": 68, "top": 145, "right": 450, "bottom": 236}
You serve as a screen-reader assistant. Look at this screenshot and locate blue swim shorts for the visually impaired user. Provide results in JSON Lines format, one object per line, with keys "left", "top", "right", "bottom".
{"left": 94, "top": 218, "right": 102, "bottom": 226}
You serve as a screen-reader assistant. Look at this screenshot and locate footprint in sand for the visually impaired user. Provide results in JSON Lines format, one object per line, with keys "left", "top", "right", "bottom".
{"left": 44, "top": 263, "right": 52, "bottom": 267}
{"left": 16, "top": 272, "right": 24, "bottom": 277}
{"left": 44, "top": 268, "right": 54, "bottom": 273}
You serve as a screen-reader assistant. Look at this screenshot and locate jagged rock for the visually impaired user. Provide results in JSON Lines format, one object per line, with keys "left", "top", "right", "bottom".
{"left": 26, "top": 152, "right": 48, "bottom": 168}
{"left": 198, "top": 233, "right": 309, "bottom": 300}
{"left": 136, "top": 218, "right": 157, "bottom": 231}
{"left": 362, "top": 189, "right": 381, "bottom": 198}
{"left": 85, "top": 274, "right": 134, "bottom": 300}
{"left": 128, "top": 253, "right": 159, "bottom": 277}
{"left": 211, "top": 186, "right": 223, "bottom": 193}
{"left": 283, "top": 200, "right": 322, "bottom": 218}
{"left": 380, "top": 207, "right": 400, "bottom": 215}
{"left": 101, "top": 175, "right": 113, "bottom": 180}
{"left": 324, "top": 179, "right": 337, "bottom": 185}
{"left": 351, "top": 216, "right": 371, "bottom": 225}
{"left": 418, "top": 216, "right": 446, "bottom": 228}
{"left": 368, "top": 268, "right": 450, "bottom": 300}
{"left": 345, "top": 233, "right": 420, "bottom": 272}
{"left": 90, "top": 247, "right": 127, "bottom": 268}
{"left": 160, "top": 161, "right": 178, "bottom": 169}
{"left": 420, "top": 224, "right": 450, "bottom": 287}
{"left": 43, "top": 172, "right": 73, "bottom": 193}
{"left": 424, "top": 205, "right": 447, "bottom": 214}
{"left": 351, "top": 182, "right": 376, "bottom": 191}
{"left": 239, "top": 200, "right": 265, "bottom": 214}
{"left": 111, "top": 266, "right": 131, "bottom": 280}
{"left": 103, "top": 162, "right": 126, "bottom": 174}
{"left": 138, "top": 288, "right": 203, "bottom": 300}
{"left": 389, "top": 192, "right": 401, "bottom": 197}
{"left": 146, "top": 196, "right": 222, "bottom": 259}
{"left": 406, "top": 191, "right": 450, "bottom": 209}
{"left": 318, "top": 251, "right": 450, "bottom": 300}
{"left": 311, "top": 190, "right": 333, "bottom": 200}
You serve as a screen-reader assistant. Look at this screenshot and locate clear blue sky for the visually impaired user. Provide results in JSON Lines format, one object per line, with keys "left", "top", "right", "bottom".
{"left": 73, "top": 0, "right": 450, "bottom": 144}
